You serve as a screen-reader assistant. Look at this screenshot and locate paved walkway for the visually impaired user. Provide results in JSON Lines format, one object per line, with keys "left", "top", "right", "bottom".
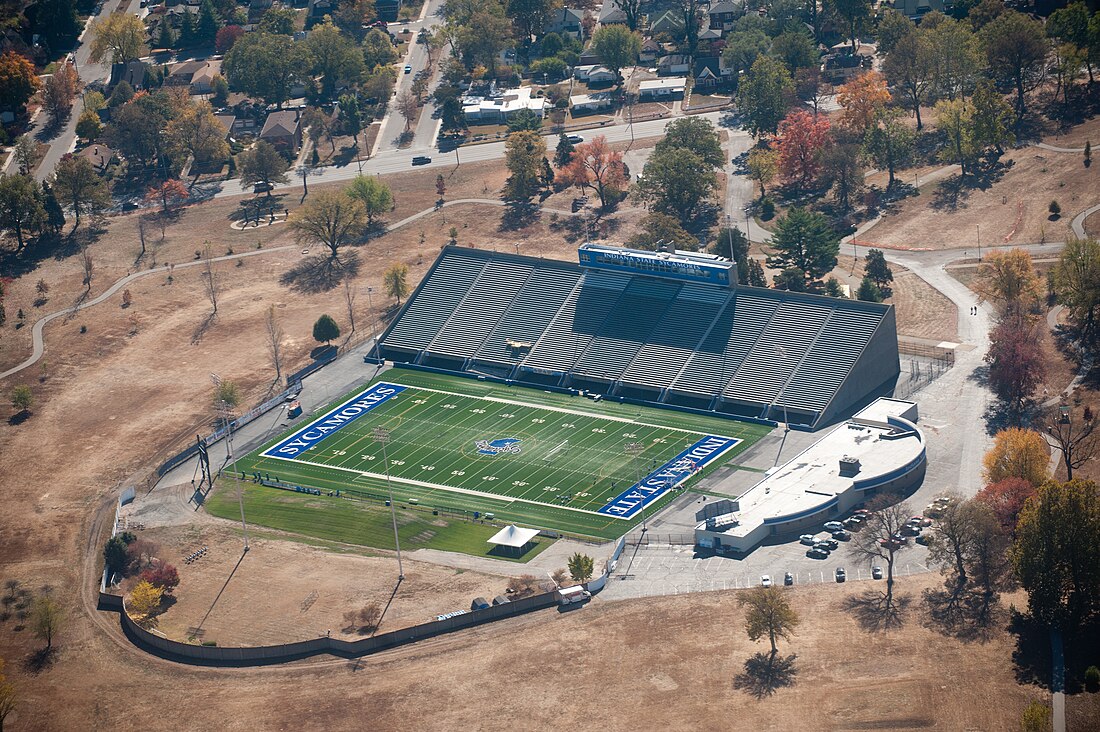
{"left": 1071, "top": 203, "right": 1100, "bottom": 238}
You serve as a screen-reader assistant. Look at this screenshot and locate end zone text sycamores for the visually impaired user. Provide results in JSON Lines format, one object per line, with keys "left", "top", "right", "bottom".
{"left": 263, "top": 383, "right": 407, "bottom": 458}
{"left": 598, "top": 435, "right": 740, "bottom": 519}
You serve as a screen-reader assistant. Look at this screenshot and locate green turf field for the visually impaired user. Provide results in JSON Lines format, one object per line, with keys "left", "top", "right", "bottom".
{"left": 228, "top": 369, "right": 770, "bottom": 541}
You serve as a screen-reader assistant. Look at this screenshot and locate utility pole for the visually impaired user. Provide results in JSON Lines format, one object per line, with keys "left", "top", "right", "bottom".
{"left": 373, "top": 427, "right": 404, "bottom": 581}
{"left": 211, "top": 373, "right": 248, "bottom": 552}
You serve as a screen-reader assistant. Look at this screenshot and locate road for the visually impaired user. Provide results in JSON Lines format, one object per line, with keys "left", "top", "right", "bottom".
{"left": 2, "top": 0, "right": 142, "bottom": 180}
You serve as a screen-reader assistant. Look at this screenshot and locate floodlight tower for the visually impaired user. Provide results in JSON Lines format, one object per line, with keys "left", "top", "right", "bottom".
{"left": 211, "top": 372, "right": 249, "bottom": 552}
{"left": 625, "top": 441, "right": 647, "bottom": 533}
{"left": 373, "top": 426, "right": 404, "bottom": 581}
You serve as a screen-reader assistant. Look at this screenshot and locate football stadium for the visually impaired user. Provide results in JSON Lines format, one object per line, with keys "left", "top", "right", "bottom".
{"left": 233, "top": 244, "right": 902, "bottom": 544}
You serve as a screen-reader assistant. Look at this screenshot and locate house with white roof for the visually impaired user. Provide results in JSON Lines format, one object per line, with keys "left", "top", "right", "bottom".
{"left": 462, "top": 86, "right": 548, "bottom": 123}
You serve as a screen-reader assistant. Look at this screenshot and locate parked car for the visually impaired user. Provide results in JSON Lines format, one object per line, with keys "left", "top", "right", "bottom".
{"left": 915, "top": 533, "right": 931, "bottom": 546}
{"left": 832, "top": 529, "right": 851, "bottom": 541}
{"left": 900, "top": 524, "right": 920, "bottom": 537}
{"left": 412, "top": 155, "right": 432, "bottom": 165}
{"left": 843, "top": 517, "right": 863, "bottom": 530}
{"left": 823, "top": 521, "right": 844, "bottom": 532}
{"left": 253, "top": 181, "right": 273, "bottom": 193}
{"left": 761, "top": 575, "right": 772, "bottom": 587}
{"left": 784, "top": 572, "right": 794, "bottom": 586}
{"left": 404, "top": 64, "right": 412, "bottom": 73}
{"left": 813, "top": 541, "right": 834, "bottom": 553}
{"left": 819, "top": 538, "right": 839, "bottom": 550}
{"left": 911, "top": 516, "right": 933, "bottom": 527}
{"left": 806, "top": 547, "right": 829, "bottom": 559}
{"left": 799, "top": 534, "right": 817, "bottom": 545}
{"left": 891, "top": 533, "right": 909, "bottom": 545}
{"left": 853, "top": 508, "right": 871, "bottom": 517}
{"left": 872, "top": 566, "right": 884, "bottom": 579}
{"left": 835, "top": 567, "right": 846, "bottom": 582}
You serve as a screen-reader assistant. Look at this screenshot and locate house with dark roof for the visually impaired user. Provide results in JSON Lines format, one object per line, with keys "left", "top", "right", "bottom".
{"left": 892, "top": 0, "right": 944, "bottom": 22}
{"left": 375, "top": 0, "right": 402, "bottom": 21}
{"left": 693, "top": 57, "right": 723, "bottom": 89}
{"left": 657, "top": 54, "right": 691, "bottom": 76}
{"left": 80, "top": 144, "right": 116, "bottom": 173}
{"left": 110, "top": 60, "right": 147, "bottom": 90}
{"left": 639, "top": 38, "right": 662, "bottom": 64}
{"left": 259, "top": 110, "right": 302, "bottom": 155}
{"left": 598, "top": 0, "right": 627, "bottom": 25}
{"left": 708, "top": 1, "right": 740, "bottom": 31}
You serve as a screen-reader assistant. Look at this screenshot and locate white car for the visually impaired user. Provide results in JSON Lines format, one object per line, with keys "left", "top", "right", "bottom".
{"left": 761, "top": 575, "right": 772, "bottom": 587}
{"left": 823, "top": 521, "right": 845, "bottom": 532}
{"left": 799, "top": 534, "right": 816, "bottom": 545}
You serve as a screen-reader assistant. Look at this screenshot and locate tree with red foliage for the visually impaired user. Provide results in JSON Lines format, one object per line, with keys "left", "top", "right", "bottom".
{"left": 0, "top": 51, "right": 41, "bottom": 115}
{"left": 984, "top": 314, "right": 1046, "bottom": 415}
{"left": 140, "top": 561, "right": 180, "bottom": 593}
{"left": 554, "top": 135, "right": 628, "bottom": 209}
{"left": 776, "top": 109, "right": 830, "bottom": 189}
{"left": 975, "top": 477, "right": 1035, "bottom": 537}
{"left": 215, "top": 25, "right": 245, "bottom": 54}
{"left": 145, "top": 179, "right": 189, "bottom": 213}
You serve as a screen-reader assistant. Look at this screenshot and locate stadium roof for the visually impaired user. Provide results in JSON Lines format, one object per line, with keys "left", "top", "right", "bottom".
{"left": 487, "top": 525, "right": 540, "bottom": 548}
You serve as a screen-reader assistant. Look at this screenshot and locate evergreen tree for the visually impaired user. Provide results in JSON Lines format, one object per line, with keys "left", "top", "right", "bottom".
{"left": 156, "top": 20, "right": 175, "bottom": 50}
{"left": 178, "top": 10, "right": 196, "bottom": 48}
{"left": 555, "top": 133, "right": 575, "bottom": 168}
{"left": 857, "top": 275, "right": 884, "bottom": 302}
{"left": 864, "top": 249, "right": 894, "bottom": 293}
{"left": 197, "top": 0, "right": 220, "bottom": 46}
{"left": 767, "top": 207, "right": 839, "bottom": 286}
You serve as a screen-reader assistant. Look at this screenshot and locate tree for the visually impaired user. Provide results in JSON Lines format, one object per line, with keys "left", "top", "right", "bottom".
{"left": 127, "top": 580, "right": 163, "bottom": 620}
{"left": 985, "top": 315, "right": 1045, "bottom": 413}
{"left": 739, "top": 56, "right": 793, "bottom": 139}
{"left": 156, "top": 17, "right": 176, "bottom": 49}
{"left": 856, "top": 276, "right": 883, "bottom": 302}
{"left": 313, "top": 314, "right": 341, "bottom": 344}
{"left": 745, "top": 148, "right": 779, "bottom": 200}
{"left": 52, "top": 155, "right": 109, "bottom": 224}
{"left": 0, "top": 174, "right": 45, "bottom": 250}
{"left": 768, "top": 207, "right": 838, "bottom": 286}
{"left": 927, "top": 494, "right": 978, "bottom": 590}
{"left": 980, "top": 11, "right": 1050, "bottom": 118}
{"left": 259, "top": 5, "right": 298, "bottom": 34}
{"left": 346, "top": 175, "right": 393, "bottom": 229}
{"left": 0, "top": 51, "right": 41, "bottom": 114}
{"left": 289, "top": 189, "right": 366, "bottom": 258}
{"left": 820, "top": 142, "right": 863, "bottom": 212}
{"left": 201, "top": 243, "right": 219, "bottom": 315}
{"left": 555, "top": 136, "right": 628, "bottom": 210}
{"left": 333, "top": 0, "right": 377, "bottom": 40}
{"left": 674, "top": 0, "right": 705, "bottom": 56}
{"left": 974, "top": 249, "right": 1042, "bottom": 316}
{"left": 656, "top": 117, "right": 724, "bottom": 168}
{"left": 771, "top": 30, "right": 819, "bottom": 76}
{"left": 882, "top": 29, "right": 934, "bottom": 131}
{"left": 105, "top": 98, "right": 166, "bottom": 170}
{"left": 835, "top": 71, "right": 890, "bottom": 137}
{"left": 215, "top": 24, "right": 245, "bottom": 53}
{"left": 0, "top": 657, "right": 16, "bottom": 731}
{"left": 363, "top": 28, "right": 398, "bottom": 69}
{"left": 42, "top": 62, "right": 79, "bottom": 124}
{"left": 826, "top": 0, "right": 871, "bottom": 52}
{"left": 1043, "top": 404, "right": 1100, "bottom": 481}
{"left": 776, "top": 109, "right": 830, "bottom": 188}
{"left": 503, "top": 130, "right": 547, "bottom": 201}
{"left": 10, "top": 385, "right": 33, "bottom": 415}
{"left": 976, "top": 477, "right": 1036, "bottom": 536}
{"left": 982, "top": 427, "right": 1049, "bottom": 487}
{"left": 306, "top": 21, "right": 365, "bottom": 99}
{"left": 13, "top": 136, "right": 37, "bottom": 175}
{"left": 139, "top": 561, "right": 180, "bottom": 593}
{"left": 166, "top": 101, "right": 231, "bottom": 167}
{"left": 1019, "top": 701, "right": 1052, "bottom": 732}
{"left": 75, "top": 109, "right": 103, "bottom": 140}
{"left": 223, "top": 32, "right": 312, "bottom": 108}
{"left": 383, "top": 263, "right": 409, "bottom": 305}
{"left": 567, "top": 553, "right": 594, "bottom": 583}
{"left": 1052, "top": 238, "right": 1100, "bottom": 338}
{"left": 506, "top": 0, "right": 558, "bottom": 42}
{"left": 554, "top": 133, "right": 575, "bottom": 168}
{"left": 739, "top": 586, "right": 799, "bottom": 655}
{"left": 589, "top": 25, "right": 640, "bottom": 85}
{"left": 238, "top": 141, "right": 290, "bottom": 198}
{"left": 145, "top": 179, "right": 189, "bottom": 214}
{"left": 1013, "top": 479, "right": 1100, "bottom": 627}
{"left": 863, "top": 249, "right": 893, "bottom": 294}
{"left": 723, "top": 29, "right": 770, "bottom": 77}
{"left": 635, "top": 147, "right": 718, "bottom": 226}
{"left": 627, "top": 212, "right": 696, "bottom": 251}
{"left": 212, "top": 377, "right": 239, "bottom": 410}
{"left": 30, "top": 594, "right": 63, "bottom": 651}
{"left": 40, "top": 181, "right": 65, "bottom": 236}
{"left": 89, "top": 12, "right": 148, "bottom": 64}
{"left": 395, "top": 91, "right": 418, "bottom": 131}
{"left": 265, "top": 305, "right": 284, "bottom": 383}
{"left": 876, "top": 9, "right": 914, "bottom": 57}
{"left": 926, "top": 13, "right": 982, "bottom": 102}
{"left": 863, "top": 112, "right": 914, "bottom": 189}
{"left": 934, "top": 98, "right": 978, "bottom": 177}
{"left": 851, "top": 494, "right": 912, "bottom": 623}
{"left": 196, "top": 0, "right": 221, "bottom": 45}
{"left": 343, "top": 601, "right": 383, "bottom": 633}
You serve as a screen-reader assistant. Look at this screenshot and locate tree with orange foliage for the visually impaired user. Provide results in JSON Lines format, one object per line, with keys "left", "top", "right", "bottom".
{"left": 554, "top": 135, "right": 628, "bottom": 209}
{"left": 42, "top": 62, "right": 79, "bottom": 124}
{"left": 0, "top": 51, "right": 42, "bottom": 115}
{"left": 776, "top": 110, "right": 830, "bottom": 189}
{"left": 835, "top": 71, "right": 891, "bottom": 137}
{"left": 982, "top": 427, "right": 1049, "bottom": 487}
{"left": 975, "top": 477, "right": 1035, "bottom": 536}
{"left": 145, "top": 179, "right": 189, "bottom": 213}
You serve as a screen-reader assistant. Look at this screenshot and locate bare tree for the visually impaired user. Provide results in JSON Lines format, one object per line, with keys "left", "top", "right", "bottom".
{"left": 137, "top": 215, "right": 148, "bottom": 258}
{"left": 396, "top": 91, "right": 418, "bottom": 131}
{"left": 202, "top": 243, "right": 219, "bottom": 315}
{"left": 966, "top": 502, "right": 1013, "bottom": 625}
{"left": 265, "top": 305, "right": 284, "bottom": 384}
{"left": 343, "top": 276, "right": 357, "bottom": 336}
{"left": 926, "top": 494, "right": 972, "bottom": 592}
{"left": 80, "top": 246, "right": 94, "bottom": 290}
{"left": 850, "top": 494, "right": 912, "bottom": 625}
{"left": 1043, "top": 403, "right": 1100, "bottom": 480}
{"left": 296, "top": 164, "right": 313, "bottom": 200}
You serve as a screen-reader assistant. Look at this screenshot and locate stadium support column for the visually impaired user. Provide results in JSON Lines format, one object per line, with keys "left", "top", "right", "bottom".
{"left": 373, "top": 427, "right": 404, "bottom": 581}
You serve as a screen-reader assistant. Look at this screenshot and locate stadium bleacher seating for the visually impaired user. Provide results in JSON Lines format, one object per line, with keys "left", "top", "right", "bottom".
{"left": 377, "top": 247, "right": 899, "bottom": 428}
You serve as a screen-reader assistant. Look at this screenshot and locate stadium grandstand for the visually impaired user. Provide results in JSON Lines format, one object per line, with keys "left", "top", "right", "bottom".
{"left": 371, "top": 245, "right": 901, "bottom": 429}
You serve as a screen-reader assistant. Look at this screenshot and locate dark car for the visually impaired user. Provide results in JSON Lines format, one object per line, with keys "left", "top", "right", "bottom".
{"left": 412, "top": 155, "right": 432, "bottom": 166}
{"left": 872, "top": 566, "right": 884, "bottom": 579}
{"left": 784, "top": 572, "right": 794, "bottom": 586}
{"left": 806, "top": 548, "right": 829, "bottom": 559}
{"left": 835, "top": 567, "right": 846, "bottom": 583}
{"left": 832, "top": 530, "right": 851, "bottom": 541}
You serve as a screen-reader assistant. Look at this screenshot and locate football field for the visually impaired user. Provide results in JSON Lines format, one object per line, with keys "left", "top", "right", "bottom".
{"left": 232, "top": 370, "right": 770, "bottom": 540}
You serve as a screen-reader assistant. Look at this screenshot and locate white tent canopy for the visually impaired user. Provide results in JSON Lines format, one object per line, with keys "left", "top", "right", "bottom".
{"left": 487, "top": 524, "right": 540, "bottom": 548}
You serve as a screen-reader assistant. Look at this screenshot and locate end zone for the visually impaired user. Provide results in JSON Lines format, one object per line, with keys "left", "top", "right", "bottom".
{"left": 262, "top": 382, "right": 406, "bottom": 459}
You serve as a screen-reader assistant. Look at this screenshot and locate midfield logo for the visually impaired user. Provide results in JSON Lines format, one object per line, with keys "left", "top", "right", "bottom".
{"left": 475, "top": 438, "right": 522, "bottom": 456}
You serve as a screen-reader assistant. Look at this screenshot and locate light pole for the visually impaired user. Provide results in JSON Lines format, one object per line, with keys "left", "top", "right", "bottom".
{"left": 211, "top": 373, "right": 249, "bottom": 552}
{"left": 725, "top": 214, "right": 734, "bottom": 260}
{"left": 625, "top": 441, "right": 646, "bottom": 533}
{"left": 976, "top": 224, "right": 981, "bottom": 262}
{"left": 373, "top": 426, "right": 404, "bottom": 581}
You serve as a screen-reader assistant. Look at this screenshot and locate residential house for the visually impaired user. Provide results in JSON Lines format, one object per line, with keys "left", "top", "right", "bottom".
{"left": 375, "top": 0, "right": 402, "bottom": 21}
{"left": 638, "top": 77, "right": 686, "bottom": 100}
{"left": 462, "top": 86, "right": 548, "bottom": 123}
{"left": 648, "top": 9, "right": 684, "bottom": 38}
{"left": 570, "top": 91, "right": 615, "bottom": 114}
{"left": 215, "top": 115, "right": 236, "bottom": 139}
{"left": 597, "top": 1, "right": 628, "bottom": 26}
{"left": 546, "top": 7, "right": 584, "bottom": 37}
{"left": 892, "top": 0, "right": 944, "bottom": 22}
{"left": 80, "top": 144, "right": 116, "bottom": 173}
{"left": 306, "top": 0, "right": 334, "bottom": 27}
{"left": 707, "top": 1, "right": 739, "bottom": 32}
{"left": 697, "top": 27, "right": 723, "bottom": 53}
{"left": 573, "top": 64, "right": 617, "bottom": 85}
{"left": 168, "top": 59, "right": 222, "bottom": 94}
{"left": 110, "top": 60, "right": 147, "bottom": 90}
{"left": 259, "top": 109, "right": 302, "bottom": 155}
{"left": 692, "top": 57, "right": 723, "bottom": 89}
{"left": 639, "top": 38, "right": 662, "bottom": 65}
{"left": 657, "top": 54, "right": 691, "bottom": 76}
